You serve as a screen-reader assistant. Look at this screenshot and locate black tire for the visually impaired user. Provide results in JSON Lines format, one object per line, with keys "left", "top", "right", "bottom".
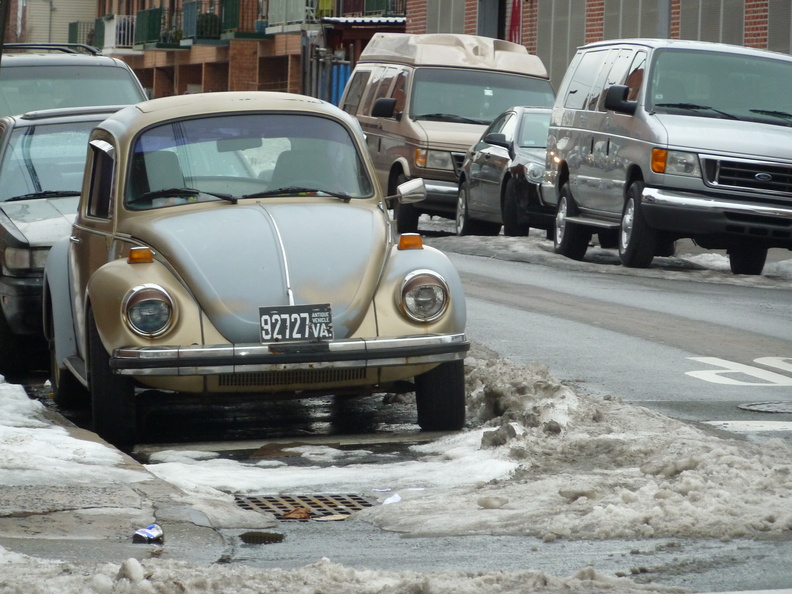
{"left": 728, "top": 246, "right": 767, "bottom": 275}
{"left": 619, "top": 180, "right": 657, "bottom": 268}
{"left": 87, "top": 307, "right": 137, "bottom": 447}
{"left": 393, "top": 174, "right": 420, "bottom": 234}
{"left": 49, "top": 339, "right": 89, "bottom": 409}
{"left": 553, "top": 183, "right": 590, "bottom": 260}
{"left": 415, "top": 360, "right": 466, "bottom": 431}
{"left": 456, "top": 181, "right": 502, "bottom": 236}
{"left": 502, "top": 178, "right": 530, "bottom": 236}
{"left": 0, "top": 310, "right": 23, "bottom": 376}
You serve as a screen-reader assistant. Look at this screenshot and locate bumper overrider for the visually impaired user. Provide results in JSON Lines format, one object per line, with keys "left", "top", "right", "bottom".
{"left": 111, "top": 333, "right": 469, "bottom": 376}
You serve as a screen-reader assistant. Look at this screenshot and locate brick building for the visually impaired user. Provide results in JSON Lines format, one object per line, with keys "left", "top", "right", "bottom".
{"left": 3, "top": 1, "right": 790, "bottom": 100}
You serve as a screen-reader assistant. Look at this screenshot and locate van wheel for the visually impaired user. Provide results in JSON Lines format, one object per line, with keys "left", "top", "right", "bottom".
{"left": 393, "top": 174, "right": 420, "bottom": 233}
{"left": 88, "top": 307, "right": 137, "bottom": 448}
{"left": 554, "top": 184, "right": 590, "bottom": 260}
{"left": 503, "top": 178, "right": 529, "bottom": 236}
{"left": 415, "top": 360, "right": 466, "bottom": 431}
{"left": 619, "top": 181, "right": 656, "bottom": 268}
{"left": 728, "top": 246, "right": 767, "bottom": 275}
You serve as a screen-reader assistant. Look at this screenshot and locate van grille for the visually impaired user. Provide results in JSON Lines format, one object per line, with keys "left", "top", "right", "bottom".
{"left": 702, "top": 157, "right": 792, "bottom": 195}
{"left": 452, "top": 151, "right": 466, "bottom": 176}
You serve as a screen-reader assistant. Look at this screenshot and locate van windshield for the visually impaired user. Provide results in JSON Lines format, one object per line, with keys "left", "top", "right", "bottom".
{"left": 648, "top": 48, "right": 792, "bottom": 126}
{"left": 0, "top": 65, "right": 146, "bottom": 116}
{"left": 411, "top": 68, "right": 554, "bottom": 125}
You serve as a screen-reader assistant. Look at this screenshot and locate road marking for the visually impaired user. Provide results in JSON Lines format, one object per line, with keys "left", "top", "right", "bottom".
{"left": 686, "top": 357, "right": 792, "bottom": 386}
{"left": 704, "top": 420, "right": 792, "bottom": 433}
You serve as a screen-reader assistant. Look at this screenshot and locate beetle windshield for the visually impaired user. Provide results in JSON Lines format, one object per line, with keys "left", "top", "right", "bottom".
{"left": 0, "top": 119, "right": 99, "bottom": 202}
{"left": 125, "top": 113, "right": 375, "bottom": 209}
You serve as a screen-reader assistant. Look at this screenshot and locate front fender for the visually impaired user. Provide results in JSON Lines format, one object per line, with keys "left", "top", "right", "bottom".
{"left": 87, "top": 257, "right": 226, "bottom": 352}
{"left": 43, "top": 237, "right": 78, "bottom": 367}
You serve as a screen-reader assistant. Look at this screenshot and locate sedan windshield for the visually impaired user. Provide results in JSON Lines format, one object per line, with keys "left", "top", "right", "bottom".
{"left": 0, "top": 120, "right": 99, "bottom": 202}
{"left": 126, "top": 113, "right": 374, "bottom": 209}
{"left": 648, "top": 48, "right": 792, "bottom": 125}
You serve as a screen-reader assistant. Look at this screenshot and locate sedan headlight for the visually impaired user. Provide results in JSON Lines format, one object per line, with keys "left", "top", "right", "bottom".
{"left": 651, "top": 149, "right": 701, "bottom": 177}
{"left": 4, "top": 246, "right": 49, "bottom": 273}
{"left": 400, "top": 270, "right": 449, "bottom": 322}
{"left": 415, "top": 149, "right": 455, "bottom": 171}
{"left": 525, "top": 162, "right": 544, "bottom": 183}
{"left": 122, "top": 284, "right": 175, "bottom": 337}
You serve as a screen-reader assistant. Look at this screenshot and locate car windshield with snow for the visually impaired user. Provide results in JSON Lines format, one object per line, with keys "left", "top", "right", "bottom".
{"left": 43, "top": 91, "right": 469, "bottom": 448}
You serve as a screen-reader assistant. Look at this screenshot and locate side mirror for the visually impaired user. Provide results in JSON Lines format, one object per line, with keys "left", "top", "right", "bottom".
{"left": 603, "top": 85, "right": 637, "bottom": 115}
{"left": 394, "top": 177, "right": 426, "bottom": 204}
{"left": 371, "top": 97, "right": 397, "bottom": 118}
{"left": 484, "top": 132, "right": 510, "bottom": 150}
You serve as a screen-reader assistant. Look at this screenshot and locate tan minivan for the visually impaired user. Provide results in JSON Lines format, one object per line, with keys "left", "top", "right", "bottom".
{"left": 339, "top": 33, "right": 554, "bottom": 233}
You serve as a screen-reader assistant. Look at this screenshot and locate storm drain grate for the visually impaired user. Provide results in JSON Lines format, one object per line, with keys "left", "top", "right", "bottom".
{"left": 235, "top": 494, "right": 374, "bottom": 521}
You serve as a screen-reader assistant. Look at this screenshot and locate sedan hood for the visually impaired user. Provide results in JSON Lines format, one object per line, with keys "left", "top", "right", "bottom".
{"left": 655, "top": 114, "right": 792, "bottom": 160}
{"left": 127, "top": 201, "right": 390, "bottom": 343}
{"left": 0, "top": 196, "right": 79, "bottom": 247}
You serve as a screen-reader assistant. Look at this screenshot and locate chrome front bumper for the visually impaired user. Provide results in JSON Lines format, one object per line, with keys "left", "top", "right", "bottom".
{"left": 111, "top": 333, "right": 470, "bottom": 376}
{"left": 642, "top": 187, "right": 792, "bottom": 219}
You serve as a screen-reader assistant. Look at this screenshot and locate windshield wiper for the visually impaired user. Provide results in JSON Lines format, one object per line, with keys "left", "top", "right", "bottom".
{"left": 243, "top": 187, "right": 352, "bottom": 202}
{"left": 5, "top": 190, "right": 80, "bottom": 202}
{"left": 413, "top": 113, "right": 487, "bottom": 125}
{"left": 130, "top": 187, "right": 237, "bottom": 204}
{"left": 749, "top": 109, "right": 792, "bottom": 122}
{"left": 653, "top": 103, "right": 738, "bottom": 120}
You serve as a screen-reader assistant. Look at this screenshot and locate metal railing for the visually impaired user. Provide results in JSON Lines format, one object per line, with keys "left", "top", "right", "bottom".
{"left": 183, "top": 0, "right": 221, "bottom": 39}
{"left": 67, "top": 21, "right": 94, "bottom": 46}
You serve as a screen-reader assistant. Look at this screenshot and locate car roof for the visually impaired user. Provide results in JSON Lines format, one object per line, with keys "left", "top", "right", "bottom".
{"left": 0, "top": 105, "right": 126, "bottom": 129}
{"left": 0, "top": 52, "right": 130, "bottom": 68}
{"left": 578, "top": 38, "right": 792, "bottom": 62}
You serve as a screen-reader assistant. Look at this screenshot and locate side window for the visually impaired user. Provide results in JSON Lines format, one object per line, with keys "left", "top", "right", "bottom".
{"left": 360, "top": 67, "right": 386, "bottom": 116}
{"left": 391, "top": 70, "right": 408, "bottom": 115}
{"left": 564, "top": 50, "right": 608, "bottom": 110}
{"left": 340, "top": 71, "right": 371, "bottom": 115}
{"left": 374, "top": 67, "right": 397, "bottom": 105}
{"left": 500, "top": 112, "right": 518, "bottom": 143}
{"left": 624, "top": 51, "right": 647, "bottom": 101}
{"left": 586, "top": 49, "right": 618, "bottom": 111}
{"left": 86, "top": 140, "right": 115, "bottom": 220}
{"left": 600, "top": 48, "right": 635, "bottom": 108}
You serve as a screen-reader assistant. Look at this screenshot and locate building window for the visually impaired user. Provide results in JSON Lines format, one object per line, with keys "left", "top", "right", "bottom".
{"left": 426, "top": 0, "right": 465, "bottom": 33}
{"left": 536, "top": 0, "right": 586, "bottom": 86}
{"left": 679, "top": 0, "right": 744, "bottom": 45}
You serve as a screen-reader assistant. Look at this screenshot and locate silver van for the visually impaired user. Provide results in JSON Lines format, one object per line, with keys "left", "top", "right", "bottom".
{"left": 340, "top": 33, "right": 554, "bottom": 233}
{"left": 544, "top": 39, "right": 792, "bottom": 275}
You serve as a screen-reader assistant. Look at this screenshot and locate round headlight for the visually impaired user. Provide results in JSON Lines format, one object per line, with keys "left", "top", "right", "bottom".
{"left": 122, "top": 284, "right": 175, "bottom": 337}
{"left": 400, "top": 270, "right": 449, "bottom": 322}
{"left": 526, "top": 162, "right": 544, "bottom": 183}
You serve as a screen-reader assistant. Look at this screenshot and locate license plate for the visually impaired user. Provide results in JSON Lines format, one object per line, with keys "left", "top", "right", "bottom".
{"left": 259, "top": 304, "right": 333, "bottom": 342}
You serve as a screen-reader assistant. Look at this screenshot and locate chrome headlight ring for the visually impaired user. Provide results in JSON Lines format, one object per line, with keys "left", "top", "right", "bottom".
{"left": 399, "top": 270, "right": 450, "bottom": 323}
{"left": 122, "top": 283, "right": 176, "bottom": 338}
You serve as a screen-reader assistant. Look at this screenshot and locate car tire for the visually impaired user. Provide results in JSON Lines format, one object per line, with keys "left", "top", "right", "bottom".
{"left": 728, "top": 246, "right": 767, "bottom": 275}
{"left": 619, "top": 180, "right": 657, "bottom": 268}
{"left": 502, "top": 178, "right": 530, "bottom": 237}
{"left": 88, "top": 307, "right": 137, "bottom": 447}
{"left": 415, "top": 360, "right": 466, "bottom": 431}
{"left": 49, "top": 338, "right": 89, "bottom": 409}
{"left": 553, "top": 183, "right": 590, "bottom": 260}
{"left": 393, "top": 174, "right": 420, "bottom": 234}
{"left": 457, "top": 181, "right": 501, "bottom": 236}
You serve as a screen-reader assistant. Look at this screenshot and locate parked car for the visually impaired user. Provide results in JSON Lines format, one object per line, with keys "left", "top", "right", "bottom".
{"left": 43, "top": 91, "right": 470, "bottom": 447}
{"left": 544, "top": 38, "right": 792, "bottom": 275}
{"left": 339, "top": 33, "right": 554, "bottom": 233}
{"left": 457, "top": 106, "right": 553, "bottom": 237}
{"left": 0, "top": 43, "right": 147, "bottom": 117}
{"left": 0, "top": 104, "right": 127, "bottom": 373}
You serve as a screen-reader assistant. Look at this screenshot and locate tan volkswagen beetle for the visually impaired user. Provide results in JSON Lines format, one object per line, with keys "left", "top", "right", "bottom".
{"left": 43, "top": 91, "right": 469, "bottom": 447}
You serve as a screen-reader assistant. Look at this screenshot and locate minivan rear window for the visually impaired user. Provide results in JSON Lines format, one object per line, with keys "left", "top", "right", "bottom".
{"left": 0, "top": 65, "right": 146, "bottom": 116}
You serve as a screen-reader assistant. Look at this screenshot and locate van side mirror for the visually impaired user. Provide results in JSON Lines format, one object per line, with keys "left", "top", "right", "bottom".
{"left": 604, "top": 85, "right": 637, "bottom": 115}
{"left": 372, "top": 97, "right": 397, "bottom": 118}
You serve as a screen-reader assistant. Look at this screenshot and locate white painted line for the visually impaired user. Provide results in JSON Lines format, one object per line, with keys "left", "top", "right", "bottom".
{"left": 704, "top": 420, "right": 792, "bottom": 433}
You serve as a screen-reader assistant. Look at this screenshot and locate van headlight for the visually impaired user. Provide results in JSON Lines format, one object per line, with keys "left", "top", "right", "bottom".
{"left": 652, "top": 149, "right": 701, "bottom": 176}
{"left": 415, "top": 149, "right": 455, "bottom": 171}
{"left": 400, "top": 270, "right": 449, "bottom": 322}
{"left": 122, "top": 284, "right": 175, "bottom": 337}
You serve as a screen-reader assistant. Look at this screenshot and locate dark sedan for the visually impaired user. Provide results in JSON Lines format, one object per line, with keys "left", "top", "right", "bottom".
{"left": 456, "top": 106, "right": 553, "bottom": 237}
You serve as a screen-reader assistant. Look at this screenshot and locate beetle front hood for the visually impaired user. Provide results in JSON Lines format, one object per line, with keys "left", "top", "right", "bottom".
{"left": 0, "top": 196, "right": 79, "bottom": 247}
{"left": 654, "top": 114, "right": 792, "bottom": 161}
{"left": 128, "top": 201, "right": 390, "bottom": 342}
